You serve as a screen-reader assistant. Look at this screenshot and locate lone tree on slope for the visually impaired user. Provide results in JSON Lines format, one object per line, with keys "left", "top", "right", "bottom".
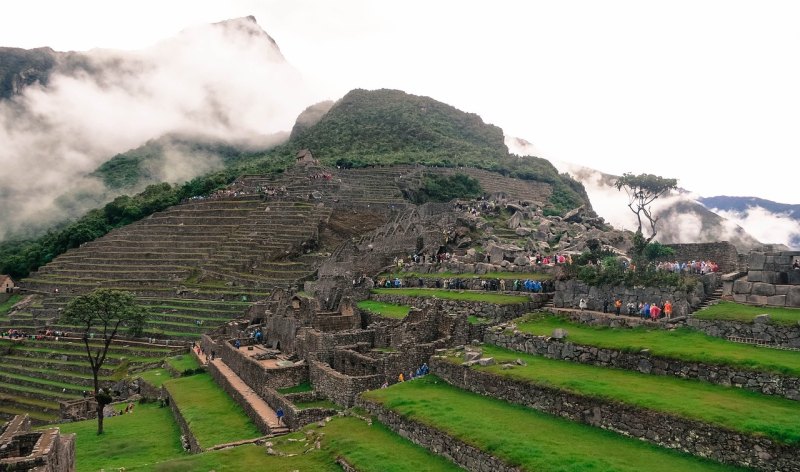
{"left": 62, "top": 289, "right": 146, "bottom": 435}
{"left": 614, "top": 172, "right": 678, "bottom": 245}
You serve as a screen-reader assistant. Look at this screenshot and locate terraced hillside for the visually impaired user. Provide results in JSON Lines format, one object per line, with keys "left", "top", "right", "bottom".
{"left": 0, "top": 336, "right": 178, "bottom": 424}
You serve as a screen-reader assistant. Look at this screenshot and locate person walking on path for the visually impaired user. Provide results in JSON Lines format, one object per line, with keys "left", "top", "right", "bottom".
{"left": 276, "top": 407, "right": 284, "bottom": 426}
{"left": 579, "top": 298, "right": 587, "bottom": 311}
{"left": 614, "top": 298, "right": 622, "bottom": 316}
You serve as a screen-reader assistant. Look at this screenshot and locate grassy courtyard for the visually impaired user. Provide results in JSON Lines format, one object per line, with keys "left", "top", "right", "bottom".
{"left": 357, "top": 300, "right": 411, "bottom": 319}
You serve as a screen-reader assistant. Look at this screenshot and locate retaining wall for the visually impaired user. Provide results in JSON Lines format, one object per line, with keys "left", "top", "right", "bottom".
{"left": 431, "top": 357, "right": 799, "bottom": 472}
{"left": 206, "top": 360, "right": 273, "bottom": 436}
{"left": 371, "top": 293, "right": 542, "bottom": 321}
{"left": 687, "top": 316, "right": 800, "bottom": 348}
{"left": 485, "top": 329, "right": 800, "bottom": 400}
{"left": 355, "top": 398, "right": 518, "bottom": 472}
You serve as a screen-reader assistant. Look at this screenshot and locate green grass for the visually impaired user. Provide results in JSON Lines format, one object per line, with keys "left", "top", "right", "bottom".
{"left": 0, "top": 294, "right": 22, "bottom": 318}
{"left": 461, "top": 345, "right": 800, "bottom": 445}
{"left": 372, "top": 288, "right": 529, "bottom": 304}
{"left": 694, "top": 300, "right": 800, "bottom": 325}
{"left": 147, "top": 415, "right": 463, "bottom": 472}
{"left": 137, "top": 368, "right": 173, "bottom": 388}
{"left": 515, "top": 314, "right": 800, "bottom": 376}
{"left": 363, "top": 376, "right": 746, "bottom": 472}
{"left": 384, "top": 271, "right": 552, "bottom": 280}
{"left": 164, "top": 373, "right": 262, "bottom": 448}
{"left": 467, "top": 315, "right": 491, "bottom": 325}
{"left": 54, "top": 401, "right": 185, "bottom": 472}
{"left": 277, "top": 381, "right": 312, "bottom": 394}
{"left": 165, "top": 353, "right": 201, "bottom": 373}
{"left": 294, "top": 399, "right": 341, "bottom": 410}
{"left": 357, "top": 300, "right": 411, "bottom": 319}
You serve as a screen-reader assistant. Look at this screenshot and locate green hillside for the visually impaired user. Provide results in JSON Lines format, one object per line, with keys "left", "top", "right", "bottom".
{"left": 0, "top": 88, "right": 588, "bottom": 278}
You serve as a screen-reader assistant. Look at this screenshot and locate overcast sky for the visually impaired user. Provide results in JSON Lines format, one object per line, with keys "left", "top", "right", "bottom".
{"left": 2, "top": 0, "right": 798, "bottom": 204}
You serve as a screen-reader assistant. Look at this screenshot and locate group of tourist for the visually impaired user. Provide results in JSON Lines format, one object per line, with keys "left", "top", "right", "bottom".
{"left": 587, "top": 297, "right": 674, "bottom": 320}
{"left": 655, "top": 260, "right": 720, "bottom": 275}
{"left": 388, "top": 362, "right": 430, "bottom": 387}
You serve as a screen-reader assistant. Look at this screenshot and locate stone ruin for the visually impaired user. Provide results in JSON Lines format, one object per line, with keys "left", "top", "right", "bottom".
{"left": 0, "top": 415, "right": 74, "bottom": 472}
{"left": 732, "top": 250, "right": 800, "bottom": 307}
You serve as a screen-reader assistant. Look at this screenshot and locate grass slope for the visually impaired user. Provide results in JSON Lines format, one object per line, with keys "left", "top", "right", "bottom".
{"left": 363, "top": 376, "right": 746, "bottom": 472}
{"left": 164, "top": 373, "right": 262, "bottom": 448}
{"left": 467, "top": 345, "right": 800, "bottom": 444}
{"left": 54, "top": 402, "right": 185, "bottom": 472}
{"left": 516, "top": 314, "right": 800, "bottom": 376}
{"left": 694, "top": 300, "right": 800, "bottom": 325}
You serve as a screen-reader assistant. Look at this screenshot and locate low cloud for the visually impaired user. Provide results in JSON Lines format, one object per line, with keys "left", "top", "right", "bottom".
{"left": 711, "top": 206, "right": 800, "bottom": 249}
{"left": 0, "top": 17, "right": 316, "bottom": 240}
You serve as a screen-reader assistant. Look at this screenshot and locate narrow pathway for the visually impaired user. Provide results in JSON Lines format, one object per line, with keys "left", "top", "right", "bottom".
{"left": 210, "top": 358, "right": 288, "bottom": 434}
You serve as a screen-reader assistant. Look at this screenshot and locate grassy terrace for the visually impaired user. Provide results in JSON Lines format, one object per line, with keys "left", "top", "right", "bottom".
{"left": 165, "top": 353, "right": 201, "bottom": 373}
{"left": 0, "top": 294, "right": 22, "bottom": 319}
{"left": 371, "top": 288, "right": 530, "bottom": 304}
{"left": 164, "top": 373, "right": 262, "bottom": 448}
{"left": 0, "top": 343, "right": 165, "bottom": 364}
{"left": 384, "top": 271, "right": 553, "bottom": 280}
{"left": 54, "top": 402, "right": 185, "bottom": 472}
{"left": 357, "top": 300, "right": 411, "bottom": 319}
{"left": 693, "top": 300, "right": 800, "bottom": 325}
{"left": 515, "top": 314, "right": 800, "bottom": 377}
{"left": 456, "top": 345, "right": 800, "bottom": 444}
{"left": 362, "top": 376, "right": 746, "bottom": 472}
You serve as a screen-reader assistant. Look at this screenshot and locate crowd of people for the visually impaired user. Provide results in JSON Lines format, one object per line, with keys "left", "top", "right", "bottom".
{"left": 580, "top": 297, "right": 675, "bottom": 320}
{"left": 655, "top": 260, "right": 720, "bottom": 275}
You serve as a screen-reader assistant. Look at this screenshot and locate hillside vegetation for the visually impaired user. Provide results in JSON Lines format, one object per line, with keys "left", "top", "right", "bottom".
{"left": 0, "top": 88, "right": 588, "bottom": 278}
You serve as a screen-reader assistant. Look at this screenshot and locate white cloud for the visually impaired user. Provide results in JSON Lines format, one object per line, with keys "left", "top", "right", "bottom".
{"left": 0, "top": 17, "right": 318, "bottom": 239}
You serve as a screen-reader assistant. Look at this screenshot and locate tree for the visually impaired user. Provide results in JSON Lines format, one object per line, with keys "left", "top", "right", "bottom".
{"left": 61, "top": 289, "right": 147, "bottom": 434}
{"left": 614, "top": 172, "right": 678, "bottom": 244}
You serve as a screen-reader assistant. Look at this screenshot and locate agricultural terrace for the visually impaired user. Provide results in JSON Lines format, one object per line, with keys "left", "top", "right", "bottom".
{"left": 457, "top": 345, "right": 800, "bottom": 444}
{"left": 693, "top": 301, "right": 800, "bottom": 325}
{"left": 362, "top": 376, "right": 747, "bottom": 472}
{"left": 371, "top": 288, "right": 530, "bottom": 304}
{"left": 515, "top": 314, "right": 800, "bottom": 376}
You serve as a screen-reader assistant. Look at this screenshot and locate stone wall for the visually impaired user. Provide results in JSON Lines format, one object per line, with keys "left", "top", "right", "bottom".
{"left": 0, "top": 415, "right": 75, "bottom": 472}
{"left": 206, "top": 360, "right": 273, "bottom": 436}
{"left": 163, "top": 385, "right": 201, "bottom": 453}
{"left": 731, "top": 251, "right": 800, "bottom": 307}
{"left": 665, "top": 242, "right": 742, "bottom": 273}
{"left": 431, "top": 358, "right": 798, "bottom": 472}
{"left": 687, "top": 316, "right": 800, "bottom": 348}
{"left": 216, "top": 337, "right": 307, "bottom": 391}
{"left": 309, "top": 361, "right": 382, "bottom": 407}
{"left": 371, "top": 293, "right": 542, "bottom": 321}
{"left": 261, "top": 387, "right": 337, "bottom": 430}
{"left": 355, "top": 399, "right": 517, "bottom": 472}
{"left": 485, "top": 329, "right": 800, "bottom": 400}
{"left": 553, "top": 275, "right": 717, "bottom": 317}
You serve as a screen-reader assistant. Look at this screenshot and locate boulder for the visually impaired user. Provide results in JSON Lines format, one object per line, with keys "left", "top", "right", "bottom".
{"left": 514, "top": 255, "right": 531, "bottom": 266}
{"left": 754, "top": 314, "right": 771, "bottom": 324}
{"left": 515, "top": 227, "right": 532, "bottom": 236}
{"left": 551, "top": 328, "right": 568, "bottom": 339}
{"left": 563, "top": 205, "right": 586, "bottom": 223}
{"left": 477, "top": 357, "right": 495, "bottom": 366}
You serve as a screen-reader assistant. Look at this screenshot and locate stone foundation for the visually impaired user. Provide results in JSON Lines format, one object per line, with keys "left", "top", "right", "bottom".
{"left": 0, "top": 415, "right": 75, "bottom": 472}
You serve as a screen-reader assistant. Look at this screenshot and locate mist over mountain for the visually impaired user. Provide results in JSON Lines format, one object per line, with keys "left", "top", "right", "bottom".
{"left": 698, "top": 196, "right": 800, "bottom": 249}
{"left": 0, "top": 16, "right": 312, "bottom": 241}
{"left": 505, "top": 136, "right": 797, "bottom": 251}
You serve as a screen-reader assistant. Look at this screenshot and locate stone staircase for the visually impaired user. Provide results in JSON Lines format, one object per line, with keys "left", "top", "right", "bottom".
{"left": 695, "top": 286, "right": 724, "bottom": 312}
